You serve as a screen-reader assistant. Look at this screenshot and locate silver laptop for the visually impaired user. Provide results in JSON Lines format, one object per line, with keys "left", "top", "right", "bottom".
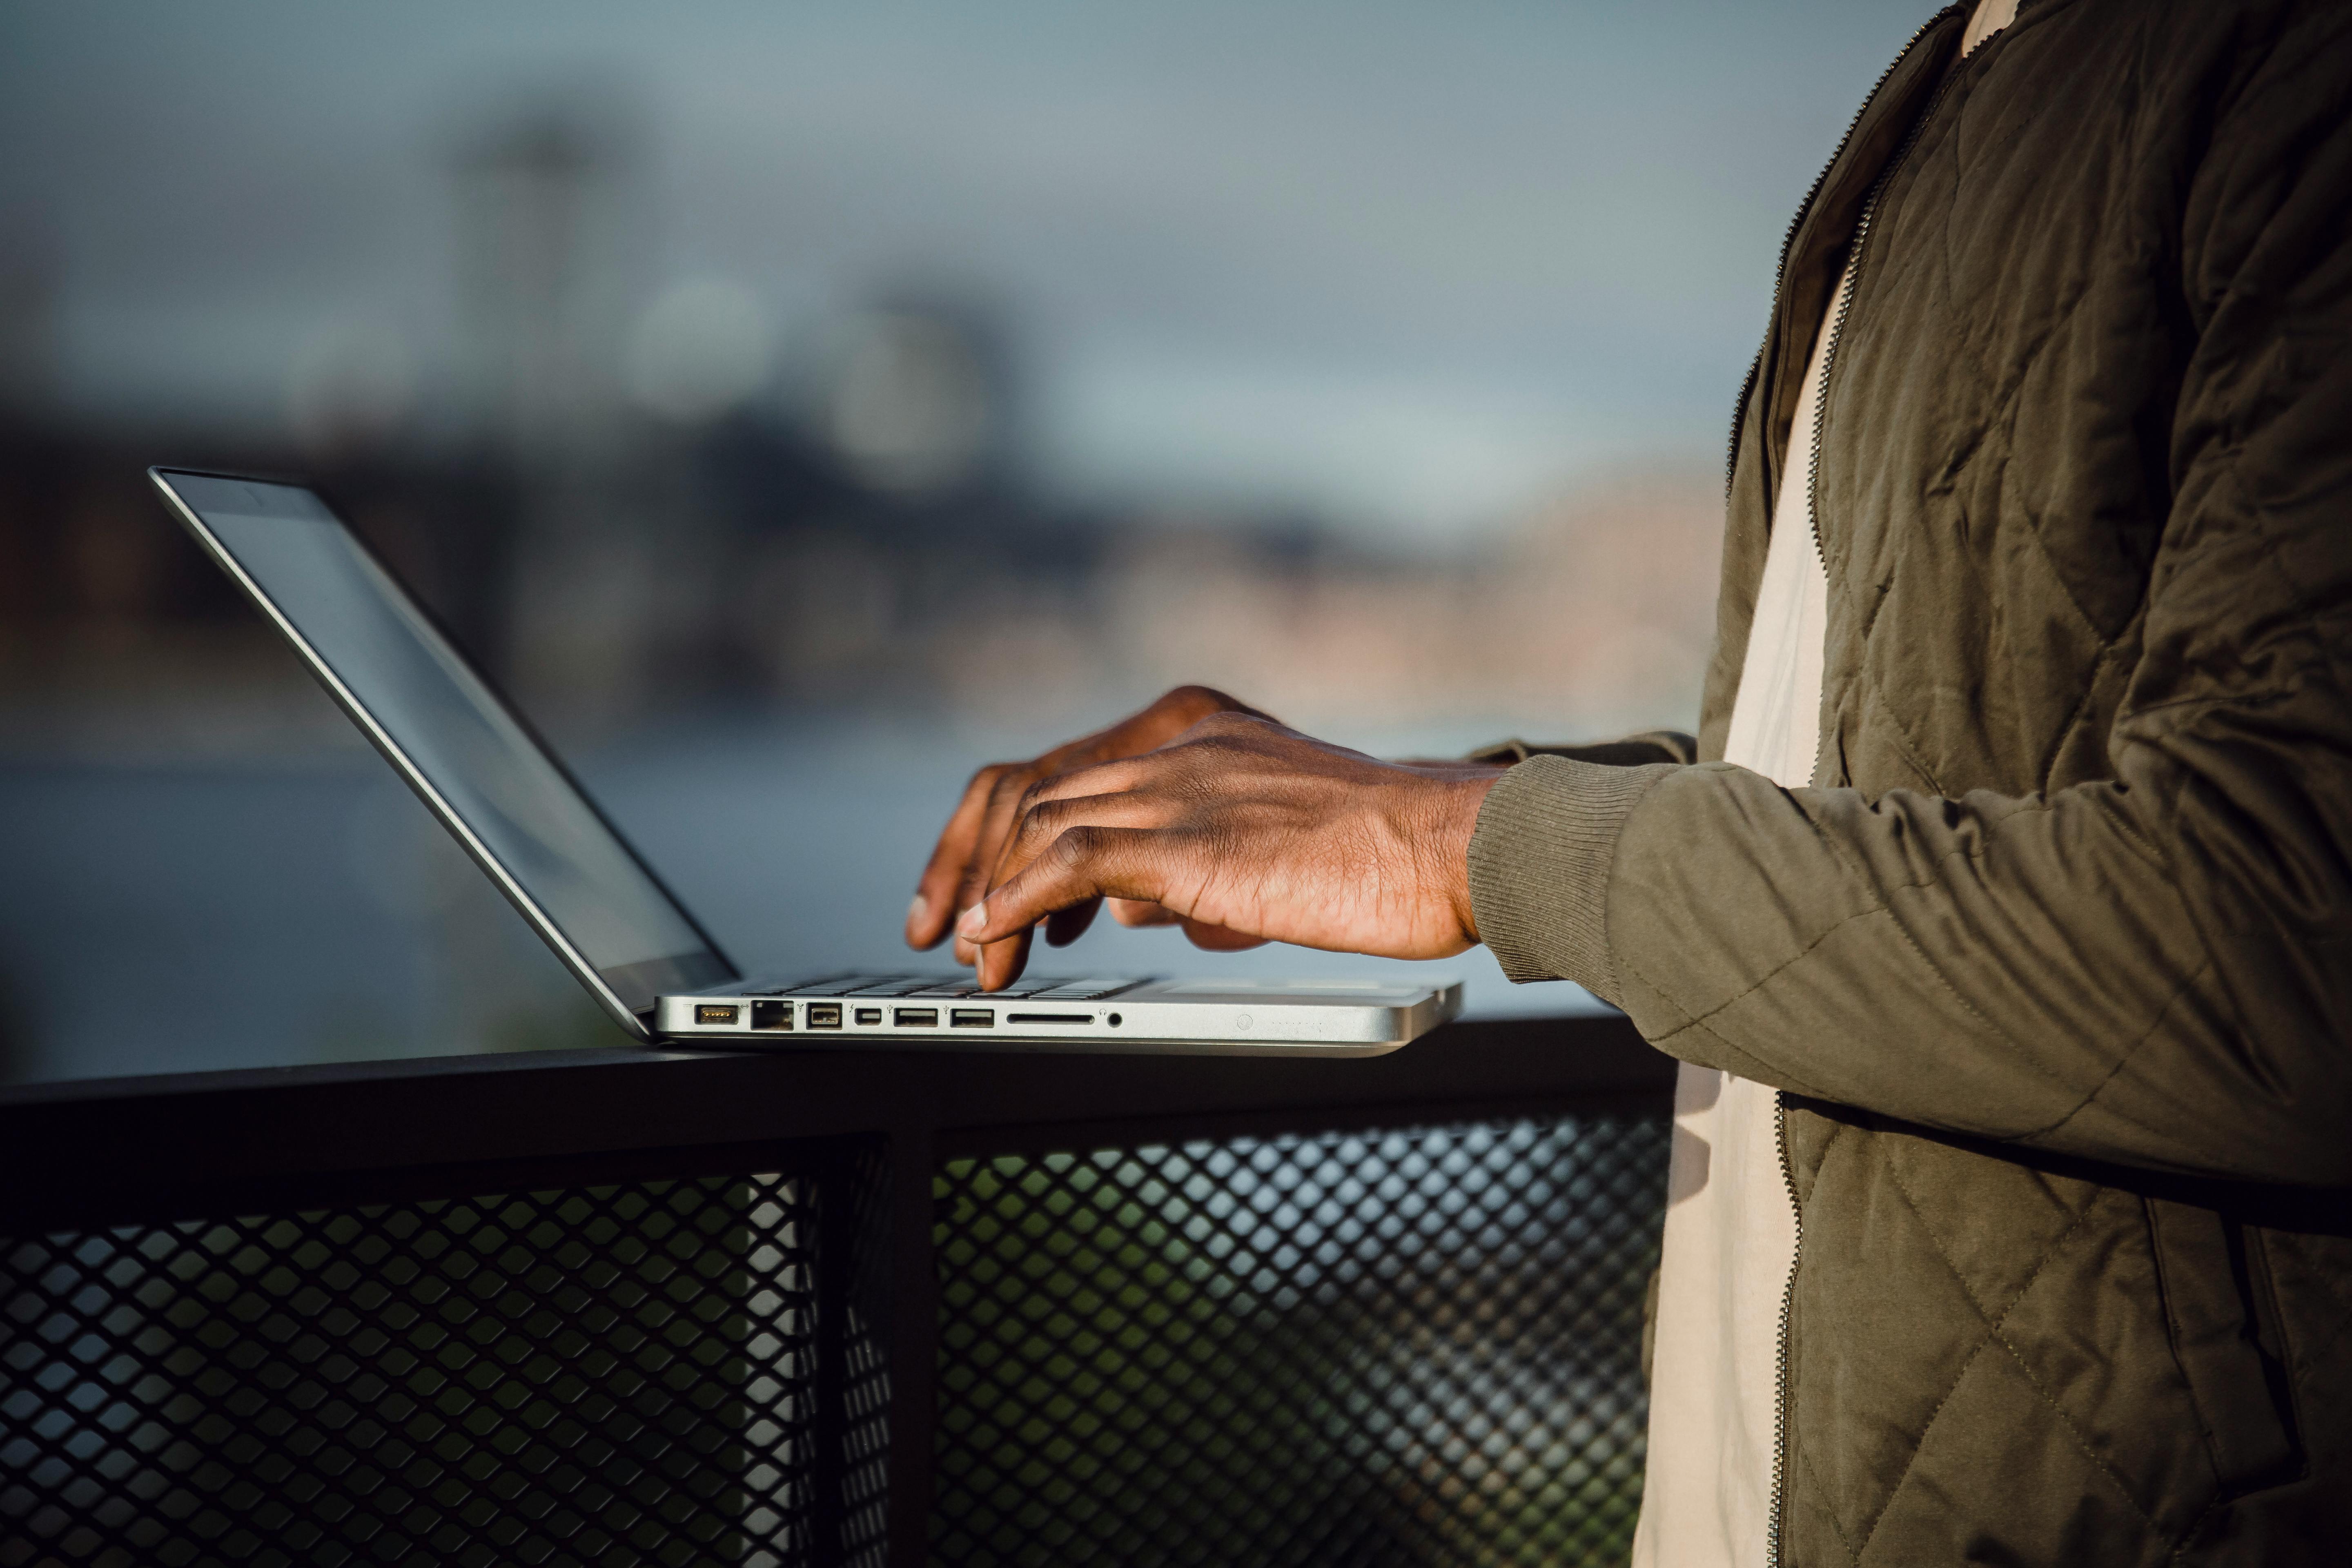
{"left": 149, "top": 468, "right": 1461, "bottom": 1057}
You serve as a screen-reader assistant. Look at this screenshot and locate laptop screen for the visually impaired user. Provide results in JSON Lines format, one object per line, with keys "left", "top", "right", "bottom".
{"left": 156, "top": 471, "right": 732, "bottom": 1015}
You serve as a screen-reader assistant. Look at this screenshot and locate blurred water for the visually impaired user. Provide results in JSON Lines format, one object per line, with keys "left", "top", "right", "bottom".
{"left": 0, "top": 716, "right": 1601, "bottom": 1089}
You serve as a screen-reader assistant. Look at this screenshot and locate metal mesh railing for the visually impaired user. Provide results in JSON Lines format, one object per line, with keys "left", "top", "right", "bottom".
{"left": 3, "top": 1107, "right": 1667, "bottom": 1566}
{"left": 1, "top": 1154, "right": 890, "bottom": 1568}
{"left": 930, "top": 1114, "right": 1668, "bottom": 1567}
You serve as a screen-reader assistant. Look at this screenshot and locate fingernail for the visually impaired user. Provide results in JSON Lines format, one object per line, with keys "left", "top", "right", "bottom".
{"left": 958, "top": 904, "right": 987, "bottom": 939}
{"left": 908, "top": 893, "right": 930, "bottom": 927}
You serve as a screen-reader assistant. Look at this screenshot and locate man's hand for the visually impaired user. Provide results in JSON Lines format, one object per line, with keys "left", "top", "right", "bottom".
{"left": 907, "top": 685, "right": 1263, "bottom": 962}
{"left": 951, "top": 711, "right": 1504, "bottom": 990}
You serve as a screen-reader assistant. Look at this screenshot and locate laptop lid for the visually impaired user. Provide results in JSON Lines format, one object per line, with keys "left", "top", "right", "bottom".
{"left": 148, "top": 467, "right": 736, "bottom": 1041}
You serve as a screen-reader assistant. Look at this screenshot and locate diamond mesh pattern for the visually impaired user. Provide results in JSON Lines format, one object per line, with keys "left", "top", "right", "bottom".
{"left": 2, "top": 1160, "right": 890, "bottom": 1568}
{"left": 931, "top": 1114, "right": 1669, "bottom": 1567}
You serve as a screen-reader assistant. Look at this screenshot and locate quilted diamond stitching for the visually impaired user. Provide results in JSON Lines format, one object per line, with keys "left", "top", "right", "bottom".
{"left": 2270, "top": 1232, "right": 2352, "bottom": 1388}
{"left": 1829, "top": 1155, "right": 2130, "bottom": 1561}
{"left": 1796, "top": 1420, "right": 1873, "bottom": 1568}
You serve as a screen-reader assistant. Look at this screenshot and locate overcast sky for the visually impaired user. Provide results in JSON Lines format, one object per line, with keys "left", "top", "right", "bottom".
{"left": 0, "top": 0, "right": 1936, "bottom": 539}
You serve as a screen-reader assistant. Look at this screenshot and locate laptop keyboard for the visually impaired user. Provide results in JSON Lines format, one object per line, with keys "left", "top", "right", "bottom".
{"left": 737, "top": 973, "right": 1152, "bottom": 1002}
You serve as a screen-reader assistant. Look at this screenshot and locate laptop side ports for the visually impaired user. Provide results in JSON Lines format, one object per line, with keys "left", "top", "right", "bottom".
{"left": 853, "top": 1007, "right": 884, "bottom": 1027}
{"left": 951, "top": 1009, "right": 994, "bottom": 1029}
{"left": 695, "top": 1004, "right": 740, "bottom": 1026}
{"left": 751, "top": 1000, "right": 791, "bottom": 1030}
{"left": 893, "top": 1007, "right": 939, "bottom": 1028}
{"left": 807, "top": 1003, "right": 843, "bottom": 1029}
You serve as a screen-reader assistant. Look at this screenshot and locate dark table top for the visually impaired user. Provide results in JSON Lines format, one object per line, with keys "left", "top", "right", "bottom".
{"left": 0, "top": 1012, "right": 1671, "bottom": 1233}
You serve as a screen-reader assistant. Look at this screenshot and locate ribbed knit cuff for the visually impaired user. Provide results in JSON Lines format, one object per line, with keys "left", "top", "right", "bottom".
{"left": 1467, "top": 755, "right": 1678, "bottom": 1004}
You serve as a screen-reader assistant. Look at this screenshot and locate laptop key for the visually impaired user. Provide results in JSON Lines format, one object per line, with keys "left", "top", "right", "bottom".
{"left": 1029, "top": 978, "right": 1142, "bottom": 1000}
{"left": 750, "top": 976, "right": 843, "bottom": 996}
{"left": 811, "top": 975, "right": 937, "bottom": 997}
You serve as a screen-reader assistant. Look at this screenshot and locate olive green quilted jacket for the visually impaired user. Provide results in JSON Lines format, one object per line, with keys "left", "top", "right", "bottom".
{"left": 1466, "top": 0, "right": 2352, "bottom": 1560}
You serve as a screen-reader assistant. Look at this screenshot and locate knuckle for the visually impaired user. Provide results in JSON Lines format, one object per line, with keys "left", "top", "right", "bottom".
{"left": 1168, "top": 683, "right": 1231, "bottom": 712}
{"left": 1012, "top": 801, "right": 1060, "bottom": 854}
{"left": 1049, "top": 825, "right": 1100, "bottom": 869}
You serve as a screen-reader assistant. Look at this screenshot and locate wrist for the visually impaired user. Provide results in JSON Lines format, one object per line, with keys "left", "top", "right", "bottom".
{"left": 1430, "top": 770, "right": 1501, "bottom": 946}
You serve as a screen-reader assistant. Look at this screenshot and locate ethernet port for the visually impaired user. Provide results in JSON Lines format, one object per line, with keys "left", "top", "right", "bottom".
{"left": 751, "top": 1000, "right": 792, "bottom": 1030}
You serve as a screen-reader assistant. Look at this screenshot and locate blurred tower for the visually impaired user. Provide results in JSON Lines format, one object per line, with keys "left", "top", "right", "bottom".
{"left": 447, "top": 91, "right": 660, "bottom": 724}
{"left": 0, "top": 216, "right": 59, "bottom": 430}
{"left": 449, "top": 94, "right": 639, "bottom": 457}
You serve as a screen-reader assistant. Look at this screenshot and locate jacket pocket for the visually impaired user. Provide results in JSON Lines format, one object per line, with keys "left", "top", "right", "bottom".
{"left": 2147, "top": 1198, "right": 2303, "bottom": 1497}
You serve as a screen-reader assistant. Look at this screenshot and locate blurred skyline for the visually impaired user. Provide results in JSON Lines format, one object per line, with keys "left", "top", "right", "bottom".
{"left": 0, "top": 0, "right": 1947, "bottom": 1085}
{"left": 4, "top": 0, "right": 1934, "bottom": 541}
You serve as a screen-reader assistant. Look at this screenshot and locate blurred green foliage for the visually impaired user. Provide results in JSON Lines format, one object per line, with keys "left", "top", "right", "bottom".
{"left": 929, "top": 1120, "right": 1663, "bottom": 1566}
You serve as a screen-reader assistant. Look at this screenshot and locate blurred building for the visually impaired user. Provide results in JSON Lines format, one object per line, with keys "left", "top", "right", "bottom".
{"left": 0, "top": 396, "right": 1721, "bottom": 756}
{"left": 0, "top": 77, "right": 1725, "bottom": 758}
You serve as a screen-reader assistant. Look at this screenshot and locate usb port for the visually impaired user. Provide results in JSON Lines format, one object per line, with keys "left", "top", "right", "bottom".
{"left": 751, "top": 1000, "right": 791, "bottom": 1030}
{"left": 951, "top": 1009, "right": 994, "bottom": 1029}
{"left": 695, "top": 1004, "right": 740, "bottom": 1026}
{"left": 893, "top": 1007, "right": 939, "bottom": 1028}
{"left": 853, "top": 1007, "right": 884, "bottom": 1027}
{"left": 807, "top": 1003, "right": 842, "bottom": 1029}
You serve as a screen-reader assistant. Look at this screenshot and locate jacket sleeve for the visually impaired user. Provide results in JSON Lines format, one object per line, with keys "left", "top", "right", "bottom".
{"left": 1468, "top": 31, "right": 2352, "bottom": 1186}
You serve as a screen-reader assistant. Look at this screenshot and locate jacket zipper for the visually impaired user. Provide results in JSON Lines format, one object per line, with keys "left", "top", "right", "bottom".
{"left": 1767, "top": 1093, "right": 1804, "bottom": 1568}
{"left": 1722, "top": 6, "right": 1965, "bottom": 499}
{"left": 1762, "top": 18, "right": 1973, "bottom": 1567}
{"left": 1801, "top": 51, "right": 1969, "bottom": 572}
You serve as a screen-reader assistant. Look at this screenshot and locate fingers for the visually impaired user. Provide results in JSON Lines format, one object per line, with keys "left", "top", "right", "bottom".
{"left": 909, "top": 764, "right": 1007, "bottom": 949}
{"left": 952, "top": 767, "right": 1044, "bottom": 963}
{"left": 911, "top": 755, "right": 1152, "bottom": 960}
{"left": 976, "top": 918, "right": 1036, "bottom": 991}
{"left": 996, "top": 785, "right": 1169, "bottom": 884}
{"left": 912, "top": 687, "right": 1264, "bottom": 962}
{"left": 971, "top": 803, "right": 1162, "bottom": 984}
{"left": 1043, "top": 897, "right": 1101, "bottom": 947}
{"left": 966, "top": 759, "right": 1218, "bottom": 980}
{"left": 1180, "top": 918, "right": 1268, "bottom": 951}
{"left": 962, "top": 824, "right": 1161, "bottom": 962}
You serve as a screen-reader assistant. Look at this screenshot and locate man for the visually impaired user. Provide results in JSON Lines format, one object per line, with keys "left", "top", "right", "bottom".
{"left": 906, "top": 0, "right": 2352, "bottom": 1559}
